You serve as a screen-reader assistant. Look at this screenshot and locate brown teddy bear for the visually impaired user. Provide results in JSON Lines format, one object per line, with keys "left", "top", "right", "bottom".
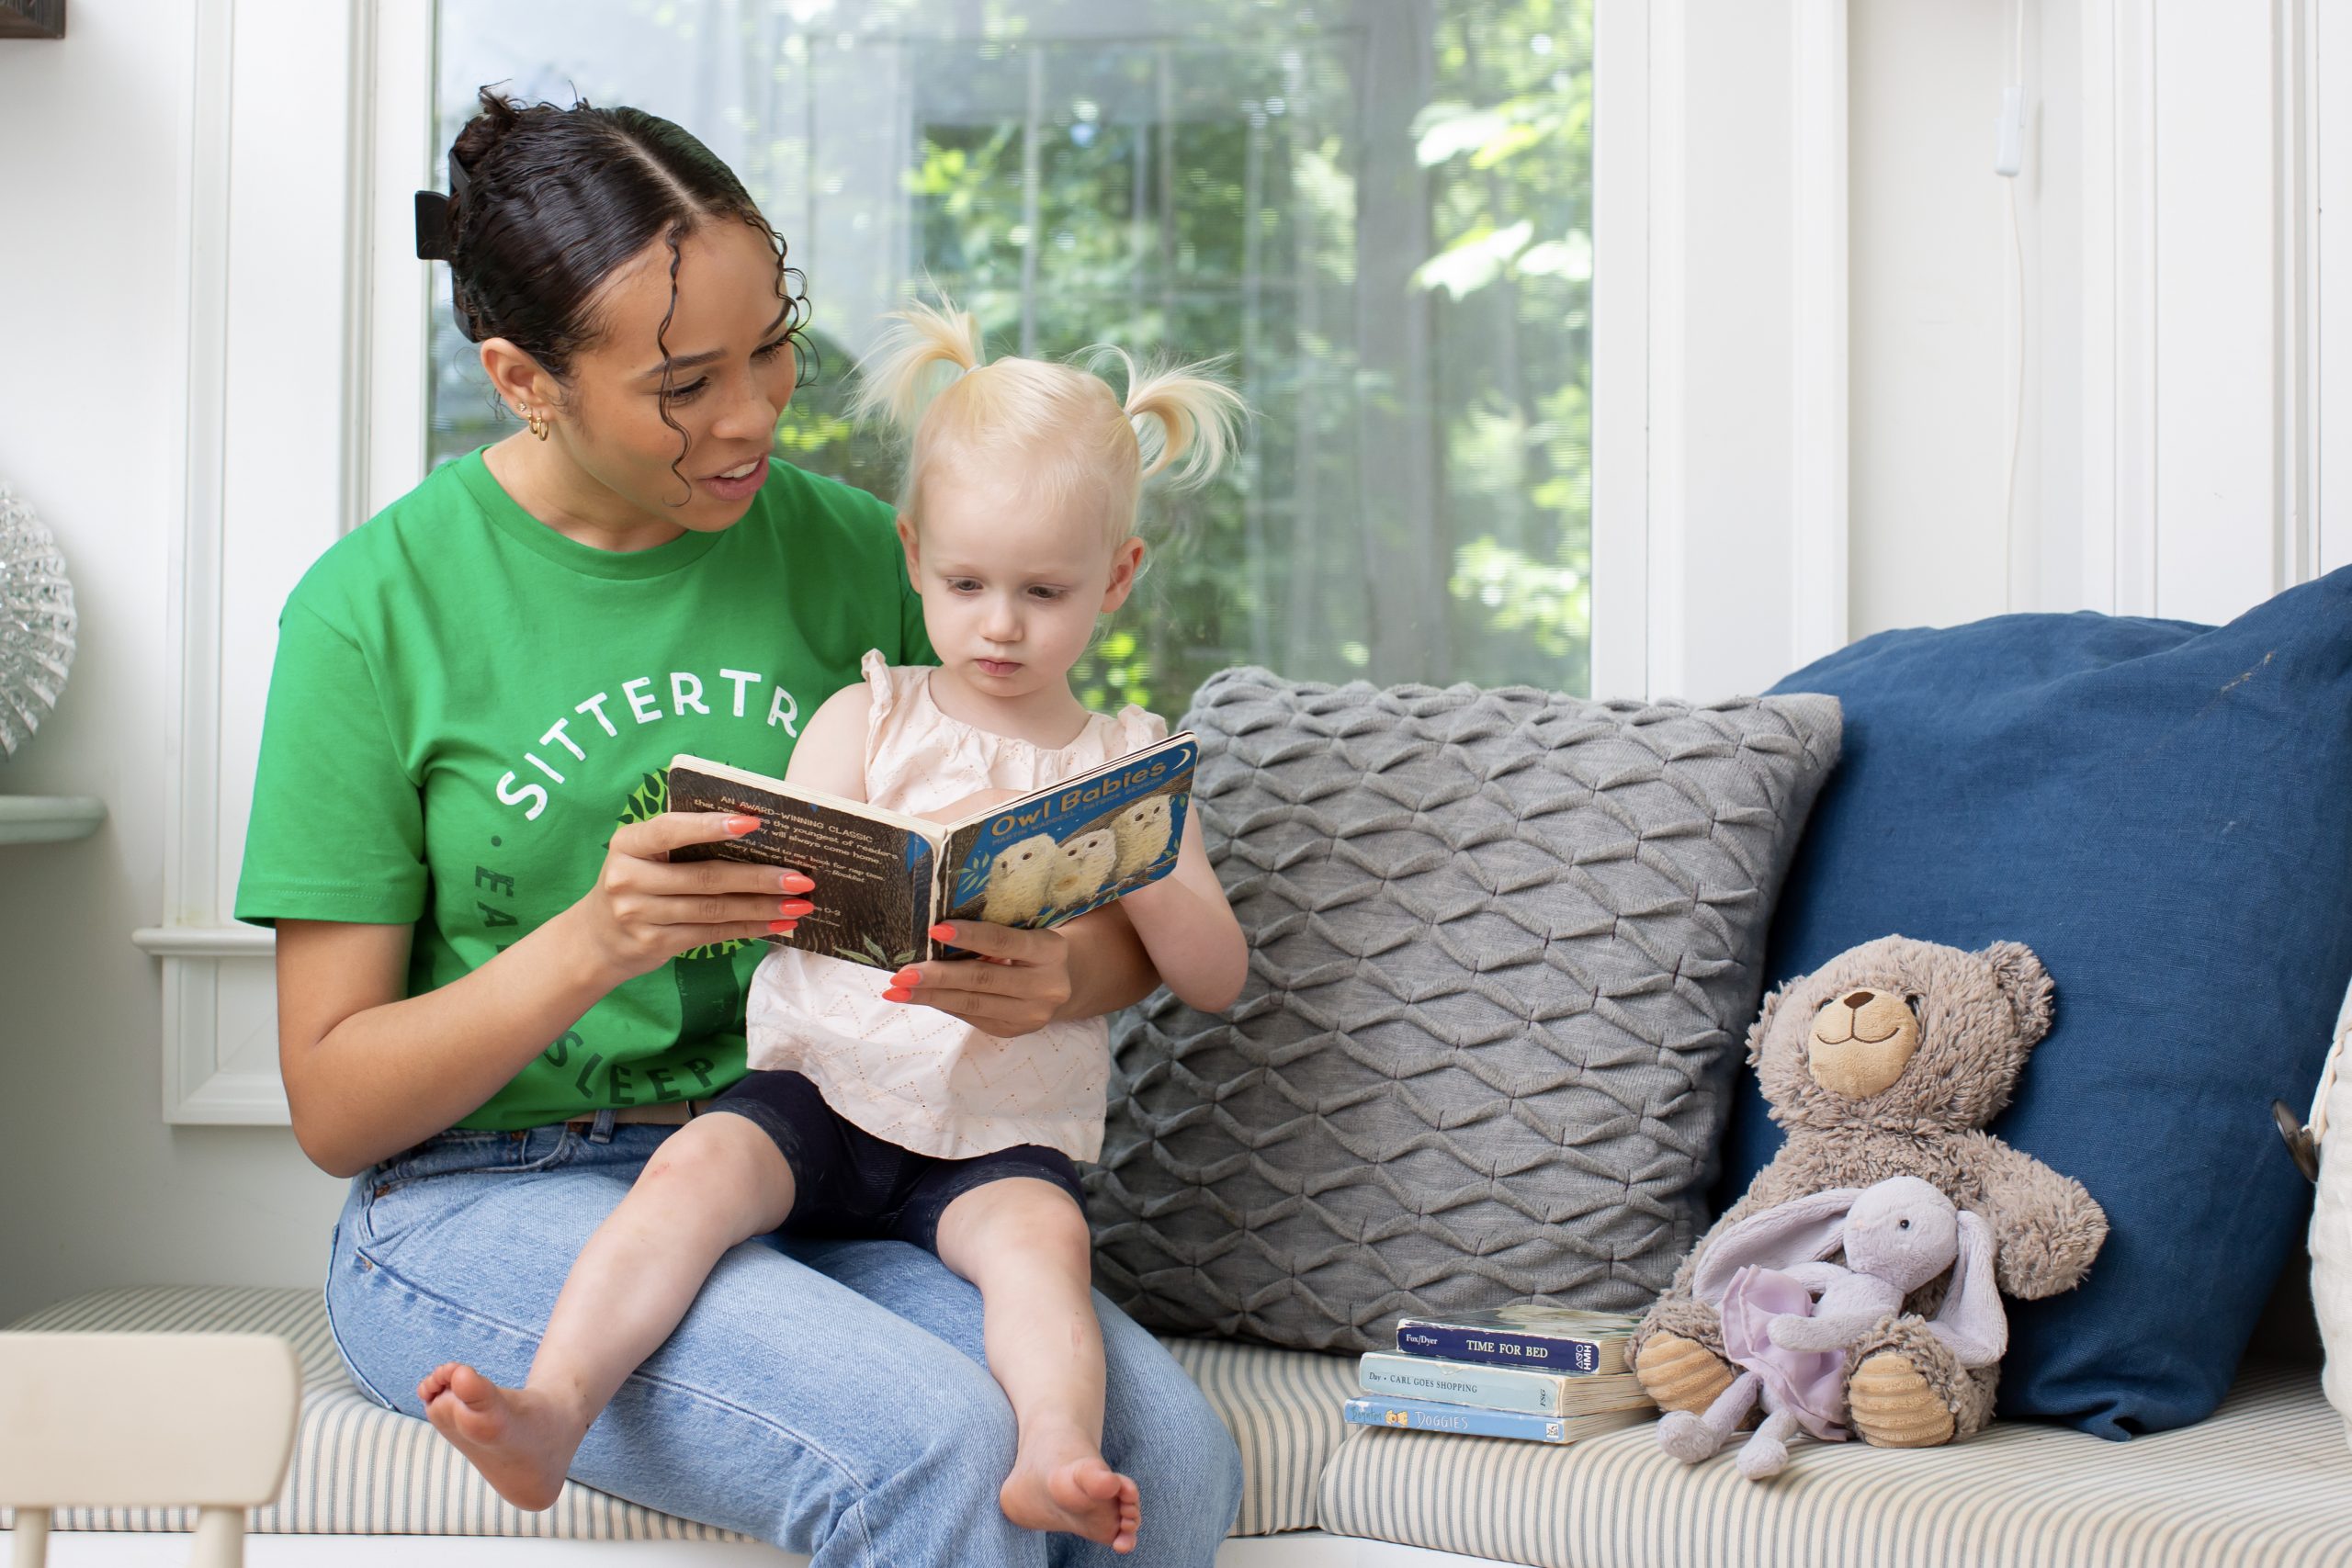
{"left": 1632, "top": 935, "right": 2108, "bottom": 1447}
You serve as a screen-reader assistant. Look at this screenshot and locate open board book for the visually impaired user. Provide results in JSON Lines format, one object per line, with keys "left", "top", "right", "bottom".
{"left": 666, "top": 734, "right": 1196, "bottom": 971}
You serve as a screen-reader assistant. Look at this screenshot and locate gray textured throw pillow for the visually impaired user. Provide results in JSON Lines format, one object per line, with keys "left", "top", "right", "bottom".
{"left": 1087, "top": 668, "right": 1842, "bottom": 1352}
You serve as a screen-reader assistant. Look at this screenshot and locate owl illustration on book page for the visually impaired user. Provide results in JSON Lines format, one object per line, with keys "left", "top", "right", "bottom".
{"left": 1048, "top": 829, "right": 1118, "bottom": 910}
{"left": 1111, "top": 795, "right": 1176, "bottom": 882}
{"left": 978, "top": 835, "right": 1057, "bottom": 926}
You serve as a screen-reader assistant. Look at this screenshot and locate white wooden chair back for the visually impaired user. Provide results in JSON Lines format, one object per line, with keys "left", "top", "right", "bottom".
{"left": 0, "top": 1332, "right": 300, "bottom": 1568}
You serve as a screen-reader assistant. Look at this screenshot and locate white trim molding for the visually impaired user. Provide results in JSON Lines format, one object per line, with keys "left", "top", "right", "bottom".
{"left": 1593, "top": 0, "right": 1849, "bottom": 701}
{"left": 1589, "top": 0, "right": 1655, "bottom": 702}
{"left": 2075, "top": 0, "right": 2322, "bottom": 624}
{"left": 135, "top": 927, "right": 277, "bottom": 959}
{"left": 147, "top": 0, "right": 420, "bottom": 1125}
{"left": 2076, "top": 0, "right": 2158, "bottom": 617}
{"left": 1640, "top": 0, "right": 1688, "bottom": 703}
{"left": 2321, "top": 0, "right": 2352, "bottom": 576}
{"left": 1788, "top": 0, "right": 1850, "bottom": 673}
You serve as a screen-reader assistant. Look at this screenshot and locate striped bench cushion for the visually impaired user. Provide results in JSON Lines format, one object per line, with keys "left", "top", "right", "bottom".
{"left": 1317, "top": 1364, "right": 2352, "bottom": 1568}
{"left": 1159, "top": 1334, "right": 1358, "bottom": 1535}
{"left": 2, "top": 1285, "right": 1350, "bottom": 1540}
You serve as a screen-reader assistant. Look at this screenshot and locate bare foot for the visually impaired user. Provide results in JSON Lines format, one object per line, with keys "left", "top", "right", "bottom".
{"left": 416, "top": 1361, "right": 584, "bottom": 1512}
{"left": 999, "top": 1425, "right": 1141, "bottom": 1553}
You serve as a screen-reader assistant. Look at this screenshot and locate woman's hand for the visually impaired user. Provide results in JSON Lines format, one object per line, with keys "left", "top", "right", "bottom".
{"left": 280, "top": 809, "right": 822, "bottom": 1177}
{"left": 885, "top": 919, "right": 1076, "bottom": 1036}
{"left": 566, "top": 811, "right": 814, "bottom": 985}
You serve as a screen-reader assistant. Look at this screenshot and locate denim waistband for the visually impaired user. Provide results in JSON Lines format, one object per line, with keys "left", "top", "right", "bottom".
{"left": 364, "top": 1125, "right": 568, "bottom": 1190}
{"left": 367, "top": 1118, "right": 680, "bottom": 1190}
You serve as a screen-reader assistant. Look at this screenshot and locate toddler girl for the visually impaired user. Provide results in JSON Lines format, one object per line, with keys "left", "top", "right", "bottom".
{"left": 417, "top": 299, "right": 1250, "bottom": 1555}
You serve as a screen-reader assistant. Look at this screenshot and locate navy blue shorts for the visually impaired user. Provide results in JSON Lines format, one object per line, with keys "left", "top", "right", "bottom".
{"left": 706, "top": 1069, "right": 1086, "bottom": 1254}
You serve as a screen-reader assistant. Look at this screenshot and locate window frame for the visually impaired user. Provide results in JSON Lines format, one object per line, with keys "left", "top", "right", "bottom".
{"left": 141, "top": 0, "right": 1849, "bottom": 1124}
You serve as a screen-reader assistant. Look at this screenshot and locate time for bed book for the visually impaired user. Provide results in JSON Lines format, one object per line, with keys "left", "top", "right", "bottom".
{"left": 665, "top": 735, "right": 1196, "bottom": 972}
{"left": 1392, "top": 1305, "right": 1637, "bottom": 1376}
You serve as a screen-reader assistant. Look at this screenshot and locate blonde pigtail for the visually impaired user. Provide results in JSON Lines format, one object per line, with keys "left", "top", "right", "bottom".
{"left": 851, "top": 296, "right": 987, "bottom": 435}
{"left": 1120, "top": 353, "right": 1246, "bottom": 490}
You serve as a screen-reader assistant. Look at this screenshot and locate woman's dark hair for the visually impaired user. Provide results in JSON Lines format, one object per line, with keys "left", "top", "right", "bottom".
{"left": 440, "top": 88, "right": 809, "bottom": 493}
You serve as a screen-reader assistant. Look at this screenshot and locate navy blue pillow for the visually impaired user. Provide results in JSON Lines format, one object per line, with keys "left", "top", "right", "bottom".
{"left": 1718, "top": 567, "right": 2352, "bottom": 1438}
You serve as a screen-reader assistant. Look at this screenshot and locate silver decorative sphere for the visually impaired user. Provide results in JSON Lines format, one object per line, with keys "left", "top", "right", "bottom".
{"left": 0, "top": 484, "right": 78, "bottom": 758}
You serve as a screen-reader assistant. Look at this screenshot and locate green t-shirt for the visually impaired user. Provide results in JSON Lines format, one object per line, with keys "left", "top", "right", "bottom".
{"left": 235, "top": 449, "right": 932, "bottom": 1130}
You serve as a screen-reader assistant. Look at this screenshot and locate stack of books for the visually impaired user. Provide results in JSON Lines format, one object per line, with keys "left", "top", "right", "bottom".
{"left": 1343, "top": 1304, "right": 1655, "bottom": 1446}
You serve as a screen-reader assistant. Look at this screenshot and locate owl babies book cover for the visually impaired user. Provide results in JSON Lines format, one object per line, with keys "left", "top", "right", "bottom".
{"left": 665, "top": 736, "right": 1195, "bottom": 972}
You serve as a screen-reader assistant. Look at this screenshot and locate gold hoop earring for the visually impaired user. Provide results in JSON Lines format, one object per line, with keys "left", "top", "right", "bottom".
{"left": 525, "top": 409, "right": 550, "bottom": 441}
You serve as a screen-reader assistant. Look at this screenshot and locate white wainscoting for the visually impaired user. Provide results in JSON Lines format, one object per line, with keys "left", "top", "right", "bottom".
{"left": 134, "top": 0, "right": 379, "bottom": 1122}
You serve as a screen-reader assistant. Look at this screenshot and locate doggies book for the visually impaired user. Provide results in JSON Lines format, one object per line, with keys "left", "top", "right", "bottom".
{"left": 665, "top": 736, "right": 1195, "bottom": 972}
{"left": 1342, "top": 1397, "right": 1647, "bottom": 1446}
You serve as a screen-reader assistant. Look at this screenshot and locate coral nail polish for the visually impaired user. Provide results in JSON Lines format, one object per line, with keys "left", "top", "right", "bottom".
{"left": 881, "top": 988, "right": 910, "bottom": 1004}
{"left": 780, "top": 872, "right": 815, "bottom": 894}
{"left": 726, "top": 816, "right": 762, "bottom": 836}
{"left": 891, "top": 966, "right": 922, "bottom": 987}
{"left": 929, "top": 924, "right": 956, "bottom": 942}
{"left": 769, "top": 919, "right": 798, "bottom": 934}
{"left": 780, "top": 900, "right": 814, "bottom": 917}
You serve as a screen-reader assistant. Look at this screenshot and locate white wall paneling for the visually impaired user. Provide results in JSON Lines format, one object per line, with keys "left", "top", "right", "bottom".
{"left": 2073, "top": 0, "right": 2319, "bottom": 624}
{"left": 1849, "top": 0, "right": 2025, "bottom": 637}
{"left": 2075, "top": 0, "right": 2157, "bottom": 616}
{"left": 2317, "top": 0, "right": 2352, "bottom": 576}
{"left": 2279, "top": 0, "right": 2318, "bottom": 591}
{"left": 1790, "top": 0, "right": 1851, "bottom": 671}
{"left": 1596, "top": 0, "right": 1848, "bottom": 702}
{"left": 364, "top": 0, "right": 438, "bottom": 520}
{"left": 132, "top": 0, "right": 409, "bottom": 1123}
{"left": 1854, "top": 0, "right": 2338, "bottom": 640}
{"left": 2150, "top": 3, "right": 2283, "bottom": 622}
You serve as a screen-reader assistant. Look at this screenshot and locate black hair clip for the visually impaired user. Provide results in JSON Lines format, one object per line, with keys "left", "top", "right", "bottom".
{"left": 413, "top": 154, "right": 475, "bottom": 262}
{"left": 412, "top": 191, "right": 454, "bottom": 261}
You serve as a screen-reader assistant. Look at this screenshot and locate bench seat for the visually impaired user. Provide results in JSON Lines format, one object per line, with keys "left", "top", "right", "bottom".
{"left": 1318, "top": 1363, "right": 2348, "bottom": 1568}
{"left": 0, "top": 1286, "right": 1353, "bottom": 1544}
{"left": 6, "top": 1285, "right": 2346, "bottom": 1568}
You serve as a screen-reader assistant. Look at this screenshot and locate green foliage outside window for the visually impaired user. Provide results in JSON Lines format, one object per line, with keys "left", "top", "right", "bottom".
{"left": 432, "top": 0, "right": 1595, "bottom": 707}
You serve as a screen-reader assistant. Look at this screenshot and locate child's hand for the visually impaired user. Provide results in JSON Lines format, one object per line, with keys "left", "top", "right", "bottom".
{"left": 884, "top": 920, "right": 1073, "bottom": 1035}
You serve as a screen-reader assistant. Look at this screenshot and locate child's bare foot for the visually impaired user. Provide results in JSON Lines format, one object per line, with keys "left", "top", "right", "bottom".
{"left": 416, "top": 1361, "right": 583, "bottom": 1512}
{"left": 999, "top": 1423, "right": 1140, "bottom": 1552}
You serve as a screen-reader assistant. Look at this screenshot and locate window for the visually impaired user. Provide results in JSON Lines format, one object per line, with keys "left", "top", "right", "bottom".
{"left": 158, "top": 0, "right": 1873, "bottom": 1122}
{"left": 431, "top": 0, "right": 1597, "bottom": 701}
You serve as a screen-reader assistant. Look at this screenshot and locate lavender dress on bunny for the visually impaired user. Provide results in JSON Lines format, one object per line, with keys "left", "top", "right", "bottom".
{"left": 1657, "top": 1176, "right": 2007, "bottom": 1480}
{"left": 1719, "top": 1266, "right": 1849, "bottom": 1440}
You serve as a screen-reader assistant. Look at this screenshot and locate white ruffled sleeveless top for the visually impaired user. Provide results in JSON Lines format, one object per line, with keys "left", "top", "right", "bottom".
{"left": 744, "top": 650, "right": 1166, "bottom": 1161}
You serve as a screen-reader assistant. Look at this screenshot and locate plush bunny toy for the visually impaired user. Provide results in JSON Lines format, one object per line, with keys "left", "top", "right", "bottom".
{"left": 1657, "top": 1176, "right": 2006, "bottom": 1479}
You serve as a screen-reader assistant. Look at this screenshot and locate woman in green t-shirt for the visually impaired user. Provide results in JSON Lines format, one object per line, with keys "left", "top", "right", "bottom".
{"left": 237, "top": 91, "right": 1240, "bottom": 1562}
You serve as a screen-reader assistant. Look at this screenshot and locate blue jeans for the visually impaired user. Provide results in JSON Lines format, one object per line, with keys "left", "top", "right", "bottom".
{"left": 325, "top": 1123, "right": 1240, "bottom": 1566}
